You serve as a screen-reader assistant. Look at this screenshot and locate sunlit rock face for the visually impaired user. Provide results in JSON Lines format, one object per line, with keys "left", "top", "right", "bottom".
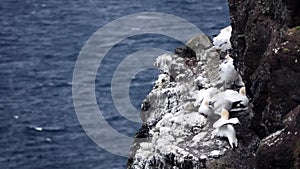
{"left": 127, "top": 32, "right": 258, "bottom": 169}
{"left": 127, "top": 1, "right": 300, "bottom": 168}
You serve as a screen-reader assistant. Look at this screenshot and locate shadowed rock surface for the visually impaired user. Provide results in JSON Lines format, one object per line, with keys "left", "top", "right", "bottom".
{"left": 256, "top": 106, "right": 300, "bottom": 169}
{"left": 229, "top": 0, "right": 300, "bottom": 137}
{"left": 227, "top": 0, "right": 300, "bottom": 168}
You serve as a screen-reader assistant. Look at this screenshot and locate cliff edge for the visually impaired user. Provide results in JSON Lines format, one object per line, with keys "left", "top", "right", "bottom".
{"left": 127, "top": 0, "right": 300, "bottom": 168}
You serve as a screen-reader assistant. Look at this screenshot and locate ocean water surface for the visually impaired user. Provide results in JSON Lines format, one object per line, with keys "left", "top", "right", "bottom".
{"left": 0, "top": 0, "right": 230, "bottom": 168}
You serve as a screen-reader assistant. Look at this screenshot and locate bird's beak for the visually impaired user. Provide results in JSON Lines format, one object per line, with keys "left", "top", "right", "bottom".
{"left": 209, "top": 100, "right": 216, "bottom": 108}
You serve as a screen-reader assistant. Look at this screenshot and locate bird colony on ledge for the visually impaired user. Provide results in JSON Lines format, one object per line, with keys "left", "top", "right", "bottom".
{"left": 129, "top": 26, "right": 251, "bottom": 168}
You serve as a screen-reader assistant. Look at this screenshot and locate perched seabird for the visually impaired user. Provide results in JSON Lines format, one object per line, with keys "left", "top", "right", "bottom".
{"left": 193, "top": 88, "right": 218, "bottom": 107}
{"left": 213, "top": 26, "right": 232, "bottom": 51}
{"left": 213, "top": 109, "right": 240, "bottom": 148}
{"left": 222, "top": 87, "right": 249, "bottom": 112}
{"left": 198, "top": 99, "right": 214, "bottom": 117}
{"left": 215, "top": 124, "right": 238, "bottom": 148}
{"left": 213, "top": 109, "right": 240, "bottom": 128}
{"left": 219, "top": 55, "right": 244, "bottom": 89}
{"left": 238, "top": 87, "right": 249, "bottom": 107}
{"left": 223, "top": 99, "right": 243, "bottom": 112}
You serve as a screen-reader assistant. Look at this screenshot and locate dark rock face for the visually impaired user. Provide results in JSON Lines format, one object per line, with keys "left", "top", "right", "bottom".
{"left": 256, "top": 106, "right": 300, "bottom": 169}
{"left": 207, "top": 127, "right": 260, "bottom": 169}
{"left": 229, "top": 0, "right": 300, "bottom": 138}
{"left": 175, "top": 46, "right": 197, "bottom": 59}
{"left": 228, "top": 0, "right": 300, "bottom": 168}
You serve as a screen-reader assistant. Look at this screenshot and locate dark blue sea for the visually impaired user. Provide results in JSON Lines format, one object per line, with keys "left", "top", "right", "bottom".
{"left": 0, "top": 0, "right": 230, "bottom": 168}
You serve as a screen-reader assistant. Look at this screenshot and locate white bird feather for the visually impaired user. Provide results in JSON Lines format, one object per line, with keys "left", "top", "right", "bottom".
{"left": 219, "top": 55, "right": 244, "bottom": 88}
{"left": 213, "top": 109, "right": 239, "bottom": 148}
{"left": 215, "top": 124, "right": 238, "bottom": 148}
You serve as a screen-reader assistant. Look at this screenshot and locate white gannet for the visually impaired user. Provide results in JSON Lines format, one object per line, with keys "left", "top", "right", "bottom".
{"left": 222, "top": 87, "right": 249, "bottom": 111}
{"left": 193, "top": 88, "right": 217, "bottom": 107}
{"left": 213, "top": 109, "right": 240, "bottom": 128}
{"left": 213, "top": 26, "right": 232, "bottom": 51}
{"left": 198, "top": 99, "right": 214, "bottom": 117}
{"left": 213, "top": 109, "right": 240, "bottom": 148}
{"left": 215, "top": 124, "right": 238, "bottom": 148}
{"left": 238, "top": 87, "right": 249, "bottom": 107}
{"left": 219, "top": 55, "right": 244, "bottom": 89}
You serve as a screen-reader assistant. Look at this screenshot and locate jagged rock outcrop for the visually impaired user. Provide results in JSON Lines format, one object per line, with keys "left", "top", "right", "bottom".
{"left": 127, "top": 35, "right": 218, "bottom": 169}
{"left": 127, "top": 33, "right": 256, "bottom": 168}
{"left": 228, "top": 0, "right": 300, "bottom": 168}
{"left": 256, "top": 106, "right": 300, "bottom": 169}
{"left": 127, "top": 1, "right": 300, "bottom": 168}
{"left": 229, "top": 0, "right": 300, "bottom": 137}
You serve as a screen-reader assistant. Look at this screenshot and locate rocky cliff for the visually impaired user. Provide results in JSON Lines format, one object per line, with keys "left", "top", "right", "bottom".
{"left": 127, "top": 33, "right": 247, "bottom": 169}
{"left": 127, "top": 1, "right": 300, "bottom": 168}
{"left": 229, "top": 0, "right": 300, "bottom": 168}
